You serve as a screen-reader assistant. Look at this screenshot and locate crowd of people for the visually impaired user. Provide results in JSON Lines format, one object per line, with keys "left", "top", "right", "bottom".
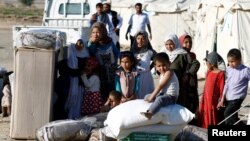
{"left": 2, "top": 2, "right": 250, "bottom": 131}
{"left": 53, "top": 2, "right": 250, "bottom": 128}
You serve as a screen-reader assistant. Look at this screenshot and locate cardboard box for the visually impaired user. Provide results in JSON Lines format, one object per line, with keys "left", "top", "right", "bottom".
{"left": 10, "top": 48, "right": 55, "bottom": 139}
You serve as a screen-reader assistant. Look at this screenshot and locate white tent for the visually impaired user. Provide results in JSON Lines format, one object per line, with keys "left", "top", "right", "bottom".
{"left": 110, "top": 0, "right": 199, "bottom": 51}
{"left": 193, "top": 0, "right": 250, "bottom": 78}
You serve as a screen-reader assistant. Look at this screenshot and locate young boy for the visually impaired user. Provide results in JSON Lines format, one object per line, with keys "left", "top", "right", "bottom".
{"left": 217, "top": 48, "right": 250, "bottom": 125}
{"left": 141, "top": 52, "right": 179, "bottom": 119}
{"left": 100, "top": 90, "right": 122, "bottom": 112}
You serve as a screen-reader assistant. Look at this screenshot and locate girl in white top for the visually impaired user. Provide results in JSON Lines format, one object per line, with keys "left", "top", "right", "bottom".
{"left": 81, "top": 57, "right": 103, "bottom": 115}
{"left": 141, "top": 52, "right": 179, "bottom": 119}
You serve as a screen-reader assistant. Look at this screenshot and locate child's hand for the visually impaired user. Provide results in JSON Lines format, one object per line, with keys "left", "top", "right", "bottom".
{"left": 100, "top": 105, "right": 110, "bottom": 112}
{"left": 145, "top": 95, "right": 154, "bottom": 103}
{"left": 217, "top": 99, "right": 225, "bottom": 110}
{"left": 121, "top": 97, "right": 127, "bottom": 103}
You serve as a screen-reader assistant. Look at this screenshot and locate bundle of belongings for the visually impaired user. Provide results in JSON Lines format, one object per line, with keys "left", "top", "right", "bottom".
{"left": 15, "top": 29, "right": 66, "bottom": 50}
{"left": 101, "top": 99, "right": 195, "bottom": 140}
{"left": 36, "top": 113, "right": 108, "bottom": 141}
{"left": 174, "top": 125, "right": 208, "bottom": 141}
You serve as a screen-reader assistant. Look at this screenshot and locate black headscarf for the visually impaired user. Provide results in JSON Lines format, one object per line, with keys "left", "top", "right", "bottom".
{"left": 130, "top": 30, "right": 155, "bottom": 54}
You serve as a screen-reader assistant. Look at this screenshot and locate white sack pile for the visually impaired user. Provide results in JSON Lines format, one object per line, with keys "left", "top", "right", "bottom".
{"left": 102, "top": 99, "right": 195, "bottom": 139}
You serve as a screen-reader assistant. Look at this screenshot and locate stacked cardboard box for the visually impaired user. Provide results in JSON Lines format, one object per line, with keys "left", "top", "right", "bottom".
{"left": 10, "top": 48, "right": 55, "bottom": 139}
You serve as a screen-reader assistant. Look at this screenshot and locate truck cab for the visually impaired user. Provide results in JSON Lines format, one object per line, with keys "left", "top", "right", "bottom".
{"left": 42, "top": 0, "right": 102, "bottom": 27}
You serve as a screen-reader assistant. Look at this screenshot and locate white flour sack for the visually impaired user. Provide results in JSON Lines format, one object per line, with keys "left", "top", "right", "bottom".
{"left": 159, "top": 104, "right": 195, "bottom": 125}
{"left": 104, "top": 99, "right": 195, "bottom": 132}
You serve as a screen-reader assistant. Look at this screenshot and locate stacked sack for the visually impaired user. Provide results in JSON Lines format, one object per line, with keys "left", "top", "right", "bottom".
{"left": 101, "top": 99, "right": 195, "bottom": 139}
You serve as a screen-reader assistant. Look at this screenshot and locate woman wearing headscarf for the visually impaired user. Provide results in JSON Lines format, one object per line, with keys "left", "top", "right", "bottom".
{"left": 87, "top": 22, "right": 120, "bottom": 101}
{"left": 64, "top": 39, "right": 90, "bottom": 119}
{"left": 131, "top": 31, "right": 156, "bottom": 99}
{"left": 161, "top": 33, "right": 200, "bottom": 115}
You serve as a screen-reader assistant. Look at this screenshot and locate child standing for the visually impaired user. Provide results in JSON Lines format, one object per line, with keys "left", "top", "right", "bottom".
{"left": 217, "top": 48, "right": 250, "bottom": 125}
{"left": 115, "top": 51, "right": 140, "bottom": 103}
{"left": 1, "top": 71, "right": 13, "bottom": 117}
{"left": 197, "top": 51, "right": 225, "bottom": 128}
{"left": 141, "top": 52, "right": 179, "bottom": 119}
{"left": 179, "top": 34, "right": 200, "bottom": 116}
{"left": 130, "top": 31, "right": 156, "bottom": 99}
{"left": 81, "top": 57, "right": 103, "bottom": 116}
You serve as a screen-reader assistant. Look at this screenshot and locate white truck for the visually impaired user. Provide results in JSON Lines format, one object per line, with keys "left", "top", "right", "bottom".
{"left": 42, "top": 0, "right": 103, "bottom": 27}
{"left": 13, "top": 0, "right": 103, "bottom": 46}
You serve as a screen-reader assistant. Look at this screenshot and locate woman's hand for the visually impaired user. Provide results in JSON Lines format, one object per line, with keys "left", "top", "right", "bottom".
{"left": 90, "top": 36, "right": 97, "bottom": 43}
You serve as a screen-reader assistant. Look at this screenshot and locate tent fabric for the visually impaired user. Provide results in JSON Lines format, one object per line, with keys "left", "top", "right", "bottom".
{"left": 236, "top": 11, "right": 250, "bottom": 66}
{"left": 201, "top": 0, "right": 250, "bottom": 10}
{"left": 111, "top": 0, "right": 198, "bottom": 51}
{"left": 146, "top": 0, "right": 198, "bottom": 13}
{"left": 111, "top": 0, "right": 198, "bottom": 12}
{"left": 193, "top": 0, "right": 250, "bottom": 78}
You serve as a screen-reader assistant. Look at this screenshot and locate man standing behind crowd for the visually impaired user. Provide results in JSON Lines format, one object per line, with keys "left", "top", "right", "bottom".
{"left": 103, "top": 2, "right": 123, "bottom": 51}
{"left": 125, "top": 3, "right": 152, "bottom": 47}
{"left": 90, "top": 3, "right": 114, "bottom": 37}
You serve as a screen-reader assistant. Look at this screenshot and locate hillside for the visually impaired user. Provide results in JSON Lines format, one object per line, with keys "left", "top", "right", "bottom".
{"left": 0, "top": 4, "right": 43, "bottom": 24}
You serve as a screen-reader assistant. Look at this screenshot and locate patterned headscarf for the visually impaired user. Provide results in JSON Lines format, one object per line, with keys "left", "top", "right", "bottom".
{"left": 161, "top": 33, "right": 187, "bottom": 63}
{"left": 91, "top": 22, "right": 112, "bottom": 45}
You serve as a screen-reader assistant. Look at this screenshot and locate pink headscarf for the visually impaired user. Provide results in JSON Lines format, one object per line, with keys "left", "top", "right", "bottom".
{"left": 179, "top": 34, "right": 192, "bottom": 48}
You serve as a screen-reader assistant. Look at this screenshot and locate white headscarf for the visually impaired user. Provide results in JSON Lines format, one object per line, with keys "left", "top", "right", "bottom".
{"left": 161, "top": 33, "right": 187, "bottom": 62}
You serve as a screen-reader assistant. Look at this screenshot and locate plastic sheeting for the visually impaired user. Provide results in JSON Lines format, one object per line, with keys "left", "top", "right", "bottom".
{"left": 36, "top": 112, "right": 108, "bottom": 141}
{"left": 36, "top": 120, "right": 92, "bottom": 141}
{"left": 15, "top": 29, "right": 66, "bottom": 50}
